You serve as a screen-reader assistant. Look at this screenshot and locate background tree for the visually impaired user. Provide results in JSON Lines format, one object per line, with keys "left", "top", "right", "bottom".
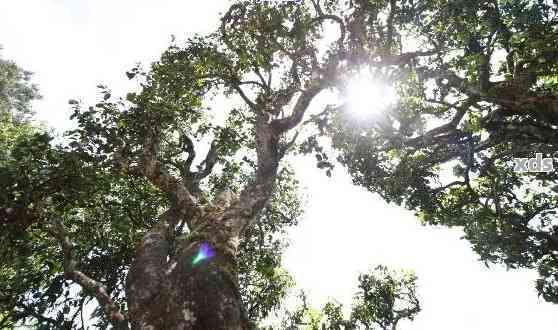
{"left": 278, "top": 265, "right": 420, "bottom": 330}
{"left": 0, "top": 46, "right": 40, "bottom": 123}
{"left": 279, "top": 291, "right": 324, "bottom": 330}
{"left": 0, "top": 47, "right": 44, "bottom": 329}
{"left": 350, "top": 265, "right": 420, "bottom": 330}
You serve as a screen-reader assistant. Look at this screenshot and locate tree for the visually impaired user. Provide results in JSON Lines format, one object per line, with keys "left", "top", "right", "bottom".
{"left": 278, "top": 265, "right": 420, "bottom": 330}
{"left": 279, "top": 291, "right": 324, "bottom": 330}
{"left": 0, "top": 46, "right": 40, "bottom": 123}
{"left": 3, "top": 0, "right": 556, "bottom": 328}
{"left": 1, "top": 39, "right": 301, "bottom": 327}
{"left": 0, "top": 50, "right": 303, "bottom": 327}
{"left": 0, "top": 48, "right": 44, "bottom": 330}
{"left": 318, "top": 0, "right": 558, "bottom": 304}
{"left": 1, "top": 148, "right": 301, "bottom": 329}
{"left": 350, "top": 266, "right": 420, "bottom": 330}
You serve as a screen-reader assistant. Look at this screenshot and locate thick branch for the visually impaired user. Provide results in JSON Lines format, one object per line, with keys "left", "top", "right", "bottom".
{"left": 271, "top": 83, "right": 324, "bottom": 133}
{"left": 220, "top": 115, "right": 280, "bottom": 236}
{"left": 420, "top": 68, "right": 558, "bottom": 125}
{"left": 180, "top": 132, "right": 196, "bottom": 176}
{"left": 180, "top": 138, "right": 220, "bottom": 195}
{"left": 376, "top": 51, "right": 437, "bottom": 67}
{"left": 485, "top": 119, "right": 558, "bottom": 145}
{"left": 493, "top": 94, "right": 558, "bottom": 125}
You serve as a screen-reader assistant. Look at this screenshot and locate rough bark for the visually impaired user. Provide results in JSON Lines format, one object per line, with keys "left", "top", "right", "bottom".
{"left": 126, "top": 206, "right": 251, "bottom": 330}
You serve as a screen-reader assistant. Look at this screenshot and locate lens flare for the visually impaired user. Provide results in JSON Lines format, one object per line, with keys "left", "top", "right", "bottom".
{"left": 192, "top": 242, "right": 215, "bottom": 266}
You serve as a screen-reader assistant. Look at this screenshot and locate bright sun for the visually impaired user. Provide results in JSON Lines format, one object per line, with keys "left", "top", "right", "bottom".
{"left": 346, "top": 72, "right": 398, "bottom": 116}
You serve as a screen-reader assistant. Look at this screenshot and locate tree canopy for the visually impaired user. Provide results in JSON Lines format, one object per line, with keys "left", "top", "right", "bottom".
{"left": 320, "top": 0, "right": 558, "bottom": 303}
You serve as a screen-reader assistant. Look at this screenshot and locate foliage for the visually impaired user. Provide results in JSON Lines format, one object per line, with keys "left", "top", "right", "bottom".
{"left": 277, "top": 265, "right": 420, "bottom": 330}
{"left": 0, "top": 50, "right": 45, "bottom": 329}
{"left": 350, "top": 265, "right": 420, "bottom": 330}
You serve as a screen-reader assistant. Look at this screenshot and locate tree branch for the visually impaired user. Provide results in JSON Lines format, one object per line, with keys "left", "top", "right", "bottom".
{"left": 47, "top": 219, "right": 128, "bottom": 329}
{"left": 231, "top": 82, "right": 257, "bottom": 110}
{"left": 180, "top": 132, "right": 196, "bottom": 177}
{"left": 404, "top": 102, "right": 470, "bottom": 146}
{"left": 271, "top": 82, "right": 325, "bottom": 133}
{"left": 141, "top": 119, "right": 199, "bottom": 222}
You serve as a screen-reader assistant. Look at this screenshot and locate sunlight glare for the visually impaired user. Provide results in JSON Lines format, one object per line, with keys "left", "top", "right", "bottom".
{"left": 346, "top": 72, "right": 397, "bottom": 117}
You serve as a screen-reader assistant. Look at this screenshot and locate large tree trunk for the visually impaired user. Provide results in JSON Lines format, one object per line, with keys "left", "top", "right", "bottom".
{"left": 125, "top": 208, "right": 250, "bottom": 330}
{"left": 124, "top": 108, "right": 283, "bottom": 329}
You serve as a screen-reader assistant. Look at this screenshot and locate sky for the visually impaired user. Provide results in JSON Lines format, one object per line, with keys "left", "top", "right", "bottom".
{"left": 1, "top": 1, "right": 557, "bottom": 329}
